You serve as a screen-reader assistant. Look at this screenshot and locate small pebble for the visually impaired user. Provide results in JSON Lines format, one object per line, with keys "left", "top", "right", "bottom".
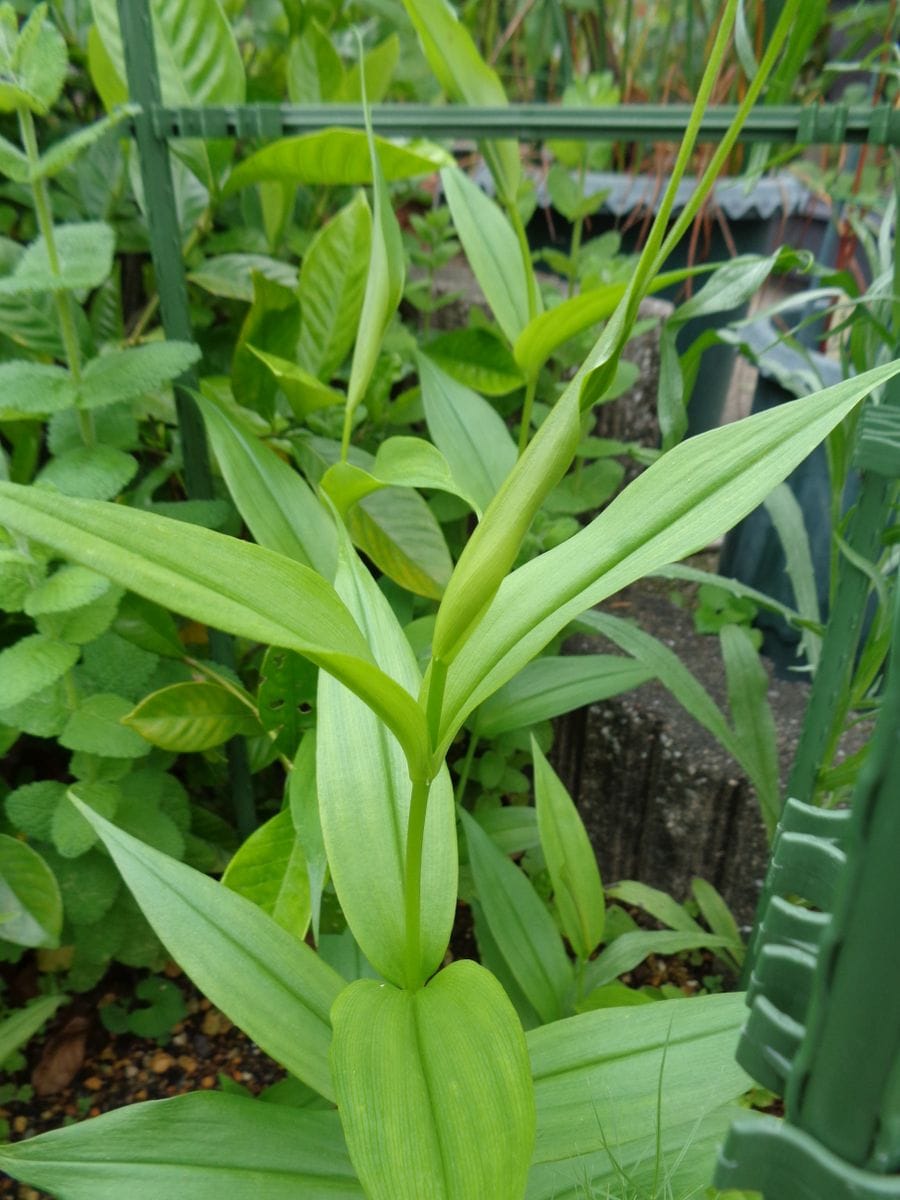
{"left": 201, "top": 1010, "right": 232, "bottom": 1036}
{"left": 83, "top": 1077, "right": 103, "bottom": 1092}
{"left": 200, "top": 1075, "right": 216, "bottom": 1089}
{"left": 13, "top": 1116, "right": 28, "bottom": 1134}
{"left": 150, "top": 1052, "right": 175, "bottom": 1074}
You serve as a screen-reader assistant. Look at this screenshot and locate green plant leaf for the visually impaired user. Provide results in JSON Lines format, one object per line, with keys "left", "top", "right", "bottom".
{"left": 581, "top": 929, "right": 734, "bottom": 993}
{"left": 437, "top": 359, "right": 900, "bottom": 753}
{"left": 0, "top": 483, "right": 431, "bottom": 779}
{"left": 691, "top": 877, "right": 744, "bottom": 963}
{"left": 0, "top": 994, "right": 65, "bottom": 1066}
{"left": 71, "top": 799, "right": 343, "bottom": 1099}
{"left": 343, "top": 110, "right": 406, "bottom": 450}
{"left": 90, "top": 0, "right": 244, "bottom": 186}
{"left": 222, "top": 809, "right": 310, "bottom": 938}
{"left": 0, "top": 4, "right": 67, "bottom": 115}
{"left": 441, "top": 168, "right": 530, "bottom": 346}
{"left": 297, "top": 190, "right": 372, "bottom": 380}
{"left": 0, "top": 1092, "right": 363, "bottom": 1199}
{"left": 473, "top": 654, "right": 653, "bottom": 737}
{"left": 52, "top": 782, "right": 120, "bottom": 858}
{"left": 36, "top": 445, "right": 138, "bottom": 500}
{"left": 0, "top": 634, "right": 78, "bottom": 708}
{"left": 196, "top": 391, "right": 337, "bottom": 578}
{"left": 287, "top": 22, "right": 344, "bottom": 104}
{"left": 372, "top": 436, "right": 480, "bottom": 513}
{"left": 399, "top": 0, "right": 519, "bottom": 203}
{"left": 123, "top": 681, "right": 262, "bottom": 752}
{"left": 461, "top": 809, "right": 572, "bottom": 1024}
{"left": 532, "top": 739, "right": 605, "bottom": 960}
{"left": 32, "top": 106, "right": 138, "bottom": 181}
{"left": 248, "top": 348, "right": 344, "bottom": 419}
{"left": 257, "top": 646, "right": 317, "bottom": 753}
{"left": 423, "top": 327, "right": 525, "bottom": 396}
{"left": 289, "top": 732, "right": 328, "bottom": 944}
{"left": 187, "top": 253, "right": 298, "bottom": 302}
{"left": 317, "top": 539, "right": 455, "bottom": 986}
{"left": 720, "top": 623, "right": 780, "bottom": 836}
{"left": 338, "top": 34, "right": 400, "bottom": 103}
{"left": 0, "top": 835, "right": 62, "bottom": 948}
{"left": 514, "top": 281, "right": 626, "bottom": 379}
{"left": 605, "top": 880, "right": 702, "bottom": 934}
{"left": 0, "top": 361, "right": 76, "bottom": 418}
{"left": 0, "top": 132, "right": 29, "bottom": 183}
{"left": 418, "top": 352, "right": 516, "bottom": 515}
{"left": 231, "top": 274, "right": 301, "bottom": 421}
{"left": 527, "top": 992, "right": 751, "bottom": 1198}
{"left": 24, "top": 564, "right": 111, "bottom": 617}
{"left": 331, "top": 959, "right": 534, "bottom": 1200}
{"left": 226, "top": 131, "right": 449, "bottom": 193}
{"left": 763, "top": 481, "right": 821, "bottom": 669}
{"left": 347, "top": 484, "right": 454, "bottom": 601}
{"left": 5, "top": 780, "right": 67, "bottom": 841}
{"left": 0, "top": 222, "right": 115, "bottom": 295}
{"left": 61, "top": 693, "right": 152, "bottom": 759}
{"left": 78, "top": 341, "right": 200, "bottom": 411}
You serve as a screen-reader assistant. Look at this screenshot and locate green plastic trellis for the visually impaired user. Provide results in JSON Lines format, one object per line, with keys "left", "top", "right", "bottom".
{"left": 115, "top": 2, "right": 900, "bottom": 1194}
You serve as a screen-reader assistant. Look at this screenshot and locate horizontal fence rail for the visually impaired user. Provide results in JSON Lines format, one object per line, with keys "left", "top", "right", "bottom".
{"left": 139, "top": 102, "right": 900, "bottom": 146}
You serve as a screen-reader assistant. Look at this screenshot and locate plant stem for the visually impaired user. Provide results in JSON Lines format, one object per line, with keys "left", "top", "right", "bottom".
{"left": 508, "top": 200, "right": 539, "bottom": 323}
{"left": 403, "top": 774, "right": 430, "bottom": 990}
{"left": 18, "top": 106, "right": 95, "bottom": 448}
{"left": 453, "top": 731, "right": 480, "bottom": 806}
{"left": 518, "top": 373, "right": 538, "bottom": 456}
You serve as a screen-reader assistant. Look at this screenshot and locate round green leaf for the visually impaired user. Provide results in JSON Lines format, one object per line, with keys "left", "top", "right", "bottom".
{"left": 0, "top": 835, "right": 62, "bottom": 948}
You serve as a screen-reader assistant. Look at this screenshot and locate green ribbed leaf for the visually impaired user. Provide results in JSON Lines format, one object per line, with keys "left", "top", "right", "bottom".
{"left": 0, "top": 835, "right": 62, "bottom": 948}
{"left": 123, "top": 682, "right": 263, "bottom": 751}
{"left": 0, "top": 223, "right": 114, "bottom": 295}
{"left": 222, "top": 809, "right": 310, "bottom": 939}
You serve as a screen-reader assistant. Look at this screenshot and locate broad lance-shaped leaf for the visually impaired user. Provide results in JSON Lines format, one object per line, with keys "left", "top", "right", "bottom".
{"left": 225, "top": 131, "right": 450, "bottom": 193}
{"left": 70, "top": 800, "right": 342, "bottom": 1099}
{"left": 222, "top": 808, "right": 311, "bottom": 939}
{"left": 441, "top": 168, "right": 531, "bottom": 348}
{"left": 123, "top": 681, "right": 264, "bottom": 752}
{"left": 331, "top": 960, "right": 535, "bottom": 1200}
{"left": 196, "top": 390, "right": 338, "bottom": 578}
{"left": 532, "top": 739, "right": 605, "bottom": 961}
{"left": 461, "top": 809, "right": 572, "bottom": 1025}
{"left": 400, "top": 0, "right": 519, "bottom": 204}
{"left": 0, "top": 1093, "right": 363, "bottom": 1199}
{"left": 435, "top": 359, "right": 900, "bottom": 753}
{"left": 527, "top": 992, "right": 750, "bottom": 1199}
{"left": 0, "top": 995, "right": 65, "bottom": 1065}
{"left": 317, "top": 536, "right": 456, "bottom": 987}
{"left": 343, "top": 101, "right": 405, "bottom": 451}
{"left": 0, "top": 483, "right": 430, "bottom": 779}
{"left": 0, "top": 834, "right": 62, "bottom": 949}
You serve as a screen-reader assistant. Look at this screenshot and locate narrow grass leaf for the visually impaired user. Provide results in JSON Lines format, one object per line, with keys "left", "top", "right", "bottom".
{"left": 72, "top": 801, "right": 342, "bottom": 1099}
{"left": 0, "top": 994, "right": 65, "bottom": 1064}
{"left": 581, "top": 930, "right": 734, "bottom": 993}
{"left": 763, "top": 481, "right": 822, "bottom": 668}
{"left": 720, "top": 623, "right": 780, "bottom": 835}
{"left": 605, "top": 880, "right": 701, "bottom": 934}
{"left": 331, "top": 960, "right": 534, "bottom": 1200}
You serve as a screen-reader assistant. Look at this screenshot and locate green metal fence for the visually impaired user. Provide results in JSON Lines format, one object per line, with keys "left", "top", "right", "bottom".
{"left": 116, "top": 0, "right": 900, "bottom": 1193}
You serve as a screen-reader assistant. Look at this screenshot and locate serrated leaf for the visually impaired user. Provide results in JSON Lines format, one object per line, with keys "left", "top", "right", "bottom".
{"left": 35, "top": 584, "right": 123, "bottom": 646}
{"left": 0, "top": 223, "right": 115, "bottom": 295}
{"left": 0, "top": 634, "right": 79, "bottom": 708}
{"left": 25, "top": 564, "right": 111, "bottom": 616}
{"left": 222, "top": 809, "right": 310, "bottom": 938}
{"left": 418, "top": 353, "right": 516, "bottom": 515}
{"left": 460, "top": 808, "right": 572, "bottom": 1023}
{"left": 71, "top": 799, "right": 344, "bottom": 1098}
{"left": 532, "top": 739, "right": 605, "bottom": 960}
{"left": 423, "top": 328, "right": 524, "bottom": 396}
{"left": 0, "top": 1092, "right": 362, "bottom": 1200}
{"left": 331, "top": 960, "right": 534, "bottom": 1200}
{"left": 0, "top": 360, "right": 76, "bottom": 418}
{"left": 52, "top": 782, "right": 120, "bottom": 859}
{"left": 78, "top": 631, "right": 159, "bottom": 701}
{"left": 33, "top": 106, "right": 138, "bottom": 182}
{"left": 41, "top": 845, "right": 120, "bottom": 926}
{"left": 0, "top": 548, "right": 36, "bottom": 612}
{"left": 0, "top": 6, "right": 67, "bottom": 116}
{"left": 226, "top": 131, "right": 450, "bottom": 193}
{"left": 37, "top": 446, "right": 138, "bottom": 500}
{"left": 441, "top": 168, "right": 531, "bottom": 345}
{"left": 5, "top": 780, "right": 67, "bottom": 841}
{"left": 115, "top": 803, "right": 185, "bottom": 860}
{"left": 113, "top": 593, "right": 184, "bottom": 658}
{"left": 0, "top": 132, "right": 29, "bottom": 183}
{"left": 61, "top": 693, "right": 152, "bottom": 758}
{"left": 473, "top": 654, "right": 653, "bottom": 737}
{"left": 0, "top": 679, "right": 69, "bottom": 739}
{"left": 187, "top": 254, "right": 298, "bottom": 302}
{"left": 78, "top": 341, "right": 201, "bottom": 411}
{"left": 124, "top": 681, "right": 262, "bottom": 752}
{"left": 0, "top": 835, "right": 61, "bottom": 948}
{"left": 297, "top": 191, "right": 371, "bottom": 381}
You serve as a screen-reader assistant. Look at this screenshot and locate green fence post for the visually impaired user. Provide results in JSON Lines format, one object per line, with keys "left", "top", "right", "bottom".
{"left": 115, "top": 0, "right": 255, "bottom": 837}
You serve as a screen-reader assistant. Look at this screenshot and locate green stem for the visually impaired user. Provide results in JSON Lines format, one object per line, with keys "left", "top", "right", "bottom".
{"left": 18, "top": 106, "right": 94, "bottom": 448}
{"left": 508, "top": 200, "right": 539, "bottom": 323}
{"left": 403, "top": 775, "right": 431, "bottom": 990}
{"left": 567, "top": 161, "right": 587, "bottom": 300}
{"left": 453, "top": 731, "right": 480, "bottom": 806}
{"left": 518, "top": 373, "right": 538, "bottom": 456}
{"left": 63, "top": 670, "right": 79, "bottom": 711}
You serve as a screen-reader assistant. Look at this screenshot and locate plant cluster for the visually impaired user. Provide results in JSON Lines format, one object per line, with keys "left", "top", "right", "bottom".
{"left": 0, "top": 2, "right": 896, "bottom": 1199}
